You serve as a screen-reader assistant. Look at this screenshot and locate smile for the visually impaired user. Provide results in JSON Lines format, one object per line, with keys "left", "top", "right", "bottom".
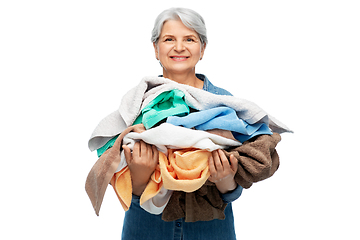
{"left": 170, "top": 56, "right": 189, "bottom": 61}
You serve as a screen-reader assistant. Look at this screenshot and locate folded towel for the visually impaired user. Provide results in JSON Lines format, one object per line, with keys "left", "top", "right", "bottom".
{"left": 88, "top": 77, "right": 292, "bottom": 151}
{"left": 167, "top": 106, "right": 272, "bottom": 142}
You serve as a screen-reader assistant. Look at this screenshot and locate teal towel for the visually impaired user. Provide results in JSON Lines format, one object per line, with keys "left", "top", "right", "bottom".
{"left": 133, "top": 89, "right": 190, "bottom": 129}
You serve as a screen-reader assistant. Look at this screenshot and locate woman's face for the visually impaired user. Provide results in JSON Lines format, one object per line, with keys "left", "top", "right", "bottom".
{"left": 154, "top": 19, "right": 205, "bottom": 76}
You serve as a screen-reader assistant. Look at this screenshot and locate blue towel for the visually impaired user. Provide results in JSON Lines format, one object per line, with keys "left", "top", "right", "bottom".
{"left": 166, "top": 107, "right": 272, "bottom": 143}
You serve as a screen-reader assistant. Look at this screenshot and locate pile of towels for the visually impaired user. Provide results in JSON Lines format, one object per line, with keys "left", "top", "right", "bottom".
{"left": 85, "top": 76, "right": 292, "bottom": 222}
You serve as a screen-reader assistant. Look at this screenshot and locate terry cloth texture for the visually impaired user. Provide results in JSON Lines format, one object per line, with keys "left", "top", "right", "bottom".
{"left": 115, "top": 123, "right": 241, "bottom": 214}
{"left": 120, "top": 123, "right": 241, "bottom": 155}
{"left": 111, "top": 148, "right": 214, "bottom": 215}
{"left": 85, "top": 124, "right": 146, "bottom": 216}
{"left": 88, "top": 76, "right": 292, "bottom": 152}
{"left": 167, "top": 106, "right": 273, "bottom": 143}
{"left": 86, "top": 76, "right": 292, "bottom": 220}
{"left": 162, "top": 181, "right": 227, "bottom": 222}
{"left": 133, "top": 89, "right": 190, "bottom": 129}
{"left": 111, "top": 163, "right": 164, "bottom": 213}
{"left": 115, "top": 123, "right": 240, "bottom": 174}
{"left": 224, "top": 132, "right": 281, "bottom": 189}
{"left": 159, "top": 149, "right": 212, "bottom": 192}
{"left": 161, "top": 133, "right": 281, "bottom": 222}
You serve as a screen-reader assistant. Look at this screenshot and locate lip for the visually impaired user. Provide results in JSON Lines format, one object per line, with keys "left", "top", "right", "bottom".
{"left": 170, "top": 56, "right": 189, "bottom": 62}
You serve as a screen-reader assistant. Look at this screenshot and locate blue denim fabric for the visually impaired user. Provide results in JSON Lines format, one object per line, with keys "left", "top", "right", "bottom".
{"left": 121, "top": 74, "right": 242, "bottom": 240}
{"left": 197, "top": 73, "right": 232, "bottom": 96}
{"left": 122, "top": 195, "right": 237, "bottom": 240}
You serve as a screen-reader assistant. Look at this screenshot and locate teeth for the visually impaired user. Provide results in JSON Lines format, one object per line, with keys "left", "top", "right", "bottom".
{"left": 172, "top": 57, "right": 187, "bottom": 59}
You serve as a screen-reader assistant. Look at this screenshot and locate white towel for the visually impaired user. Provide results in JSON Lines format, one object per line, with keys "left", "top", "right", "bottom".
{"left": 116, "top": 123, "right": 242, "bottom": 173}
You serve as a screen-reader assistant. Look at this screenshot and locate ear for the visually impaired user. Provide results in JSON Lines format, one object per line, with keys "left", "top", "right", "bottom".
{"left": 153, "top": 42, "right": 159, "bottom": 60}
{"left": 200, "top": 43, "right": 206, "bottom": 60}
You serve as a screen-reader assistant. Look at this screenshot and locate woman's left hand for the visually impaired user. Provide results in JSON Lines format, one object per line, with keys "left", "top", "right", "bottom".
{"left": 208, "top": 149, "right": 238, "bottom": 194}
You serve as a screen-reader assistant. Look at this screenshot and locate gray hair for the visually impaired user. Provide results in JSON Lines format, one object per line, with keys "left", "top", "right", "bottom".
{"left": 151, "top": 8, "right": 208, "bottom": 47}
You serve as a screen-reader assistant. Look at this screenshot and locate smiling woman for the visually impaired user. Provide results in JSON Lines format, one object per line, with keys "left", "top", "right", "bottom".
{"left": 152, "top": 9, "right": 207, "bottom": 89}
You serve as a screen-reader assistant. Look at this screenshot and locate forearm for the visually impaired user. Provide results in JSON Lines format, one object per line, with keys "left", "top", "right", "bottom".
{"left": 214, "top": 175, "right": 238, "bottom": 194}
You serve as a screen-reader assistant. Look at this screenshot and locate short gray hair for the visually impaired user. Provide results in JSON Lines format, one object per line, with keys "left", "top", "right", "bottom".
{"left": 151, "top": 8, "right": 207, "bottom": 47}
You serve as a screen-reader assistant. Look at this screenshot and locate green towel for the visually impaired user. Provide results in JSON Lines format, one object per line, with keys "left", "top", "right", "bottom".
{"left": 133, "top": 89, "right": 189, "bottom": 129}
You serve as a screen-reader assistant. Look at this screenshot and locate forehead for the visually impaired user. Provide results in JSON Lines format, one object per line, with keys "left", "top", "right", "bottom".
{"left": 161, "top": 19, "right": 199, "bottom": 37}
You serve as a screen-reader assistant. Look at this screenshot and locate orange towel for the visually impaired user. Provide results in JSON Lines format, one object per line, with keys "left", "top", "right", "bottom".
{"left": 111, "top": 148, "right": 211, "bottom": 211}
{"left": 159, "top": 149, "right": 211, "bottom": 192}
{"left": 110, "top": 167, "right": 132, "bottom": 211}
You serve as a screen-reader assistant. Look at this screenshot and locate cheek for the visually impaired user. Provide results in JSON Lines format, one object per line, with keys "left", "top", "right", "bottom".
{"left": 191, "top": 46, "right": 202, "bottom": 57}
{"left": 158, "top": 44, "right": 172, "bottom": 57}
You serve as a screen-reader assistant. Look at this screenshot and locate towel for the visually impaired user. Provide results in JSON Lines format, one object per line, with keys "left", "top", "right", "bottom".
{"left": 86, "top": 126, "right": 282, "bottom": 219}
{"left": 162, "top": 181, "right": 227, "bottom": 222}
{"left": 88, "top": 76, "right": 292, "bottom": 151}
{"left": 86, "top": 77, "right": 291, "bottom": 219}
{"left": 111, "top": 148, "right": 213, "bottom": 214}
{"left": 110, "top": 164, "right": 164, "bottom": 212}
{"left": 133, "top": 89, "right": 190, "bottom": 129}
{"left": 111, "top": 124, "right": 240, "bottom": 214}
{"left": 167, "top": 106, "right": 273, "bottom": 142}
{"left": 159, "top": 149, "right": 212, "bottom": 192}
{"left": 161, "top": 132, "right": 282, "bottom": 222}
{"left": 224, "top": 132, "right": 281, "bottom": 189}
{"left": 85, "top": 124, "right": 146, "bottom": 216}
{"left": 120, "top": 123, "right": 241, "bottom": 154}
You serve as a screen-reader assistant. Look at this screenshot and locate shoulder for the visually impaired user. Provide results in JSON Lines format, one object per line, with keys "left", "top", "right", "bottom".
{"left": 197, "top": 74, "right": 233, "bottom": 96}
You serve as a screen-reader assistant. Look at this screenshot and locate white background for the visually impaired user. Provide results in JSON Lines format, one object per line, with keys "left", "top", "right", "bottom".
{"left": 1, "top": 0, "right": 359, "bottom": 239}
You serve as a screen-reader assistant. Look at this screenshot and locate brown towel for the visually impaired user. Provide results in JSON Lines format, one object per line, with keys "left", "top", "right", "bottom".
{"left": 224, "top": 132, "right": 281, "bottom": 189}
{"left": 85, "top": 124, "right": 145, "bottom": 216}
{"left": 162, "top": 181, "right": 226, "bottom": 222}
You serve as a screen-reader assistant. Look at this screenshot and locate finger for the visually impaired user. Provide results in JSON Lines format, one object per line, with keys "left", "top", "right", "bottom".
{"left": 139, "top": 140, "right": 147, "bottom": 157}
{"left": 133, "top": 141, "right": 140, "bottom": 158}
{"left": 208, "top": 155, "right": 216, "bottom": 176}
{"left": 213, "top": 150, "right": 223, "bottom": 171}
{"left": 123, "top": 145, "right": 132, "bottom": 164}
{"left": 229, "top": 154, "right": 238, "bottom": 173}
{"left": 218, "top": 149, "right": 230, "bottom": 169}
{"left": 152, "top": 145, "right": 159, "bottom": 163}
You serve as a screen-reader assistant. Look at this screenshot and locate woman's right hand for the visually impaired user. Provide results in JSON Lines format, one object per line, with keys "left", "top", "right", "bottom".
{"left": 123, "top": 140, "right": 159, "bottom": 196}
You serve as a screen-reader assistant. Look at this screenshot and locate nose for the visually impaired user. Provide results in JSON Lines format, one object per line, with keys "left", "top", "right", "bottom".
{"left": 174, "top": 41, "right": 185, "bottom": 52}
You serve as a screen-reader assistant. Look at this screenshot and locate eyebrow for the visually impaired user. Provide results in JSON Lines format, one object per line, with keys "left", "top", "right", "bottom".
{"left": 161, "top": 34, "right": 199, "bottom": 39}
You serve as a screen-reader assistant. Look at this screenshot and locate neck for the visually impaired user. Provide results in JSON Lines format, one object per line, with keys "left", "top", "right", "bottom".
{"left": 162, "top": 70, "right": 203, "bottom": 89}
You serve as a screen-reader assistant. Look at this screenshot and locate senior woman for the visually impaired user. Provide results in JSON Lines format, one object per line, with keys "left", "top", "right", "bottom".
{"left": 120, "top": 8, "right": 242, "bottom": 240}
{"left": 86, "top": 7, "right": 284, "bottom": 240}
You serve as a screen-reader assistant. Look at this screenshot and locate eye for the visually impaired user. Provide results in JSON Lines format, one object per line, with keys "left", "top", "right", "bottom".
{"left": 165, "top": 38, "right": 174, "bottom": 42}
{"left": 186, "top": 38, "right": 195, "bottom": 42}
